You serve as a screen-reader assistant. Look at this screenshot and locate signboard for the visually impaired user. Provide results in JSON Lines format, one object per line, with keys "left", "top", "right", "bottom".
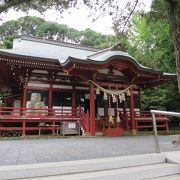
{"left": 85, "top": 94, "right": 96, "bottom": 99}
{"left": 68, "top": 123, "right": 76, "bottom": 129}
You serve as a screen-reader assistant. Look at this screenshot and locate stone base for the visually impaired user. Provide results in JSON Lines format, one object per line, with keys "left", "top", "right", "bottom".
{"left": 132, "top": 129, "right": 137, "bottom": 135}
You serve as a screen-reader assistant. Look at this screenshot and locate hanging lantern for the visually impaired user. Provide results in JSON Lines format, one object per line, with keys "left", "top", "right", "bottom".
{"left": 122, "top": 93, "right": 126, "bottom": 101}
{"left": 108, "top": 109, "right": 114, "bottom": 124}
{"left": 116, "top": 111, "right": 121, "bottom": 123}
{"left": 96, "top": 88, "right": 100, "bottom": 94}
{"left": 109, "top": 115, "right": 114, "bottom": 123}
{"left": 126, "top": 89, "right": 131, "bottom": 96}
{"left": 108, "top": 95, "right": 111, "bottom": 108}
{"left": 116, "top": 96, "right": 118, "bottom": 110}
{"left": 103, "top": 92, "right": 108, "bottom": 100}
{"left": 112, "top": 95, "right": 116, "bottom": 103}
{"left": 119, "top": 94, "right": 122, "bottom": 103}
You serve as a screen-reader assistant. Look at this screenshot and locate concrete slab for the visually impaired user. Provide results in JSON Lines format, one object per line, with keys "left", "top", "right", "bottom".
{"left": 23, "top": 163, "right": 180, "bottom": 180}
{"left": 164, "top": 151, "right": 180, "bottom": 164}
{"left": 0, "top": 135, "right": 179, "bottom": 166}
{"left": 148, "top": 174, "right": 180, "bottom": 180}
{"left": 0, "top": 150, "right": 179, "bottom": 179}
{"left": 0, "top": 153, "right": 166, "bottom": 180}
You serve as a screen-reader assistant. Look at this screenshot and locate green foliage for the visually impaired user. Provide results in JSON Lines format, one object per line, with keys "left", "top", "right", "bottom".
{"left": 0, "top": 16, "right": 46, "bottom": 48}
{"left": 36, "top": 22, "right": 62, "bottom": 39}
{"left": 0, "top": 20, "right": 19, "bottom": 40}
{"left": 18, "top": 16, "right": 46, "bottom": 36}
{"left": 126, "top": 12, "right": 175, "bottom": 72}
{"left": 2, "top": 35, "right": 16, "bottom": 49}
{"left": 0, "top": 16, "right": 118, "bottom": 49}
{"left": 0, "top": 0, "right": 79, "bottom": 13}
{"left": 123, "top": 3, "right": 180, "bottom": 116}
{"left": 79, "top": 28, "right": 117, "bottom": 48}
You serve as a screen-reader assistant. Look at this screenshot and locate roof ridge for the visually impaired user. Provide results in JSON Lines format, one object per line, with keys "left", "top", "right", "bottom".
{"left": 87, "top": 47, "right": 111, "bottom": 58}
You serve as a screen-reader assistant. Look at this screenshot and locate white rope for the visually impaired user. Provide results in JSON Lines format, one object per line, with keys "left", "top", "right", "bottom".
{"left": 88, "top": 80, "right": 133, "bottom": 96}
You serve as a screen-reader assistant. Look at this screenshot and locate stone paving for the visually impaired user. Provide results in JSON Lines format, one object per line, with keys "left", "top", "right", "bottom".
{"left": 0, "top": 135, "right": 179, "bottom": 166}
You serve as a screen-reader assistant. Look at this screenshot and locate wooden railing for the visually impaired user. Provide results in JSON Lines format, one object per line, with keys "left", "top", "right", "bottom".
{"left": 92, "top": 111, "right": 169, "bottom": 132}
{"left": 0, "top": 107, "right": 80, "bottom": 119}
{"left": 134, "top": 111, "right": 168, "bottom": 118}
{"left": 0, "top": 107, "right": 170, "bottom": 136}
{"left": 0, "top": 106, "right": 81, "bottom": 136}
{"left": 79, "top": 111, "right": 89, "bottom": 133}
{"left": 126, "top": 110, "right": 169, "bottom": 131}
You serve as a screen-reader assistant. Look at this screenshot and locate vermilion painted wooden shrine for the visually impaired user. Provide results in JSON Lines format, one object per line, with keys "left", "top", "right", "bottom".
{"left": 0, "top": 36, "right": 176, "bottom": 136}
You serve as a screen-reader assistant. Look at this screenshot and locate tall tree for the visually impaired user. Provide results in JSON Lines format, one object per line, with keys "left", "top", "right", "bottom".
{"left": 165, "top": 0, "right": 180, "bottom": 93}
{"left": 0, "top": 16, "right": 46, "bottom": 48}
{"left": 0, "top": 16, "right": 45, "bottom": 40}
{"left": 125, "top": 11, "right": 179, "bottom": 113}
{"left": 149, "top": 0, "right": 180, "bottom": 92}
{"left": 126, "top": 12, "right": 175, "bottom": 72}
{"left": 0, "top": 16, "right": 118, "bottom": 48}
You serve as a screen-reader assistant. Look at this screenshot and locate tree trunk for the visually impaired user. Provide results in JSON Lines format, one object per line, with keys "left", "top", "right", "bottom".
{"left": 166, "top": 0, "right": 180, "bottom": 93}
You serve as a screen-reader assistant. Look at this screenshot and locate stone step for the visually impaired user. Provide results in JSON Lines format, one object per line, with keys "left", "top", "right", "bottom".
{"left": 148, "top": 174, "right": 180, "bottom": 180}
{"left": 0, "top": 153, "right": 166, "bottom": 180}
{"left": 24, "top": 163, "right": 180, "bottom": 180}
{"left": 95, "top": 131, "right": 103, "bottom": 136}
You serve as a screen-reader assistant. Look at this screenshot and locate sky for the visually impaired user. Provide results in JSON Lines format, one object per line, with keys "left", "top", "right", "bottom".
{"left": 0, "top": 0, "right": 152, "bottom": 35}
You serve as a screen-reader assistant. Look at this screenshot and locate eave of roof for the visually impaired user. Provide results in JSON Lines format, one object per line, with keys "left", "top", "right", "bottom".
{"left": 163, "top": 72, "right": 177, "bottom": 78}
{"left": 0, "top": 49, "right": 177, "bottom": 79}
{"left": 0, "top": 50, "right": 59, "bottom": 64}
{"left": 62, "top": 55, "right": 162, "bottom": 76}
{"left": 0, "top": 36, "right": 176, "bottom": 79}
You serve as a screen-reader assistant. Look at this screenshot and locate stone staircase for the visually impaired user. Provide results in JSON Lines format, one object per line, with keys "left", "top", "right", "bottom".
{"left": 0, "top": 152, "right": 180, "bottom": 180}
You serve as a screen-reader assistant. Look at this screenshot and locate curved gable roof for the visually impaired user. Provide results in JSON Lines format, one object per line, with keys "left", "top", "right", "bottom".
{"left": 62, "top": 48, "right": 164, "bottom": 75}
{"left": 0, "top": 36, "right": 176, "bottom": 78}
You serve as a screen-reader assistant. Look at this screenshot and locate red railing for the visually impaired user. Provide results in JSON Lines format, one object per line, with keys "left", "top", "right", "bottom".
{"left": 134, "top": 111, "right": 168, "bottom": 118}
{"left": 80, "top": 111, "right": 89, "bottom": 133}
{"left": 0, "top": 106, "right": 82, "bottom": 136}
{"left": 0, "top": 107, "right": 169, "bottom": 135}
{"left": 0, "top": 106, "right": 80, "bottom": 119}
{"left": 132, "top": 111, "right": 169, "bottom": 131}
{"left": 93, "top": 110, "right": 169, "bottom": 131}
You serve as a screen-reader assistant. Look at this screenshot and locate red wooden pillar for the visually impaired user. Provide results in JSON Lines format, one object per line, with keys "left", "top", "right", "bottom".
{"left": 123, "top": 101, "right": 128, "bottom": 130}
{"left": 165, "top": 121, "right": 169, "bottom": 132}
{"left": 49, "top": 82, "right": 53, "bottom": 115}
{"left": 22, "top": 79, "right": 28, "bottom": 136}
{"left": 129, "top": 88, "right": 136, "bottom": 134}
{"left": 89, "top": 81, "right": 95, "bottom": 136}
{"left": 22, "top": 119, "right": 26, "bottom": 136}
{"left": 87, "top": 110, "right": 90, "bottom": 132}
{"left": 72, "top": 86, "right": 76, "bottom": 115}
{"left": 104, "top": 100, "right": 108, "bottom": 117}
{"left": 52, "top": 120, "right": 56, "bottom": 135}
{"left": 22, "top": 79, "right": 28, "bottom": 108}
{"left": 139, "top": 90, "right": 142, "bottom": 112}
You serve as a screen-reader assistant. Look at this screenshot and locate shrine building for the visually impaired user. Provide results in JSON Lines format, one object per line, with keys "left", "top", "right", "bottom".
{"left": 0, "top": 36, "right": 176, "bottom": 136}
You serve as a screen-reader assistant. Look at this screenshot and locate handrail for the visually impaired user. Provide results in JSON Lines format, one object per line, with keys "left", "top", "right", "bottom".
{"left": 151, "top": 110, "right": 180, "bottom": 117}
{"left": 80, "top": 111, "right": 89, "bottom": 132}
{"left": 0, "top": 106, "right": 81, "bottom": 118}
{"left": 150, "top": 110, "right": 180, "bottom": 153}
